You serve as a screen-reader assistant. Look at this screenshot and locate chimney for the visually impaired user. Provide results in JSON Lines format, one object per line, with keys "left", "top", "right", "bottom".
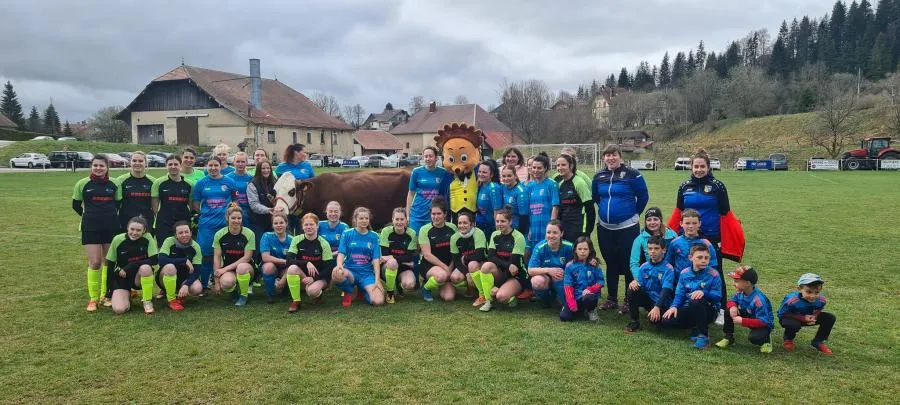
{"left": 249, "top": 58, "right": 262, "bottom": 110}
{"left": 428, "top": 101, "right": 437, "bottom": 113}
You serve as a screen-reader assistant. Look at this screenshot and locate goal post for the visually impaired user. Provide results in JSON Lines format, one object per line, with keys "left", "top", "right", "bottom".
{"left": 500, "top": 143, "right": 601, "bottom": 173}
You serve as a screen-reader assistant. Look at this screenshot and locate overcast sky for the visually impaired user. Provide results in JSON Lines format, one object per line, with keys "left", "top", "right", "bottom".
{"left": 0, "top": 0, "right": 831, "bottom": 122}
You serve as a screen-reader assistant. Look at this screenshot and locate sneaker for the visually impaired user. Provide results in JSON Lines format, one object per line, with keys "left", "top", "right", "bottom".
{"left": 354, "top": 289, "right": 364, "bottom": 302}
{"left": 617, "top": 297, "right": 630, "bottom": 315}
{"left": 600, "top": 299, "right": 618, "bottom": 311}
{"left": 342, "top": 293, "right": 353, "bottom": 308}
{"left": 506, "top": 296, "right": 518, "bottom": 308}
{"left": 760, "top": 343, "right": 773, "bottom": 354}
{"left": 86, "top": 300, "right": 98, "bottom": 312}
{"left": 169, "top": 298, "right": 185, "bottom": 311}
{"left": 811, "top": 341, "right": 833, "bottom": 356}
{"left": 100, "top": 297, "right": 112, "bottom": 307}
{"left": 694, "top": 335, "right": 710, "bottom": 350}
{"left": 479, "top": 300, "right": 493, "bottom": 312}
{"left": 267, "top": 295, "right": 276, "bottom": 305}
{"left": 142, "top": 300, "right": 155, "bottom": 315}
{"left": 234, "top": 296, "right": 248, "bottom": 307}
{"left": 714, "top": 309, "right": 725, "bottom": 326}
{"left": 472, "top": 296, "right": 487, "bottom": 307}
{"left": 386, "top": 291, "right": 396, "bottom": 304}
{"left": 288, "top": 300, "right": 301, "bottom": 313}
{"left": 715, "top": 338, "right": 733, "bottom": 349}
{"left": 516, "top": 290, "right": 533, "bottom": 301}
{"left": 783, "top": 339, "right": 795, "bottom": 352}
{"left": 422, "top": 288, "right": 434, "bottom": 302}
{"left": 624, "top": 321, "right": 641, "bottom": 333}
{"left": 588, "top": 309, "right": 600, "bottom": 322}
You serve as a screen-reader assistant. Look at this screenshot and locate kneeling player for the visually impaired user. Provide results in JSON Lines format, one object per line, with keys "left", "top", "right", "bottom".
{"left": 625, "top": 235, "right": 676, "bottom": 332}
{"left": 479, "top": 209, "right": 528, "bottom": 312}
{"left": 379, "top": 208, "right": 419, "bottom": 304}
{"left": 157, "top": 221, "right": 203, "bottom": 311}
{"left": 450, "top": 212, "right": 488, "bottom": 307}
{"left": 661, "top": 244, "right": 722, "bottom": 350}
{"left": 259, "top": 213, "right": 293, "bottom": 304}
{"left": 106, "top": 216, "right": 158, "bottom": 315}
{"left": 212, "top": 203, "right": 256, "bottom": 306}
{"left": 284, "top": 213, "right": 334, "bottom": 312}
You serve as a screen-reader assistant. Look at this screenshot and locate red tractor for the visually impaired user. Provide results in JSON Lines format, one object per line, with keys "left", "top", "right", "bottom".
{"left": 841, "top": 136, "right": 900, "bottom": 170}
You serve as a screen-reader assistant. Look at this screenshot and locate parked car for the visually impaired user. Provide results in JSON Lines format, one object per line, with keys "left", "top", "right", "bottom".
{"left": 768, "top": 153, "right": 789, "bottom": 170}
{"left": 195, "top": 152, "right": 212, "bottom": 167}
{"left": 118, "top": 152, "right": 133, "bottom": 160}
{"left": 102, "top": 153, "right": 128, "bottom": 168}
{"left": 57, "top": 136, "right": 78, "bottom": 141}
{"left": 8, "top": 153, "right": 50, "bottom": 168}
{"left": 145, "top": 154, "right": 166, "bottom": 167}
{"left": 364, "top": 154, "right": 389, "bottom": 168}
{"left": 31, "top": 135, "right": 55, "bottom": 141}
{"left": 148, "top": 151, "right": 171, "bottom": 160}
{"left": 674, "top": 157, "right": 691, "bottom": 170}
{"left": 48, "top": 151, "right": 79, "bottom": 168}
{"left": 75, "top": 152, "right": 94, "bottom": 168}
{"left": 710, "top": 158, "right": 721, "bottom": 170}
{"left": 406, "top": 154, "right": 422, "bottom": 166}
{"left": 342, "top": 156, "right": 368, "bottom": 167}
{"left": 329, "top": 156, "right": 346, "bottom": 167}
{"left": 733, "top": 156, "right": 753, "bottom": 170}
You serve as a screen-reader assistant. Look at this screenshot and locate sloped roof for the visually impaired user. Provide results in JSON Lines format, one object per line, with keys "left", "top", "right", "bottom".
{"left": 122, "top": 65, "right": 352, "bottom": 130}
{"left": 483, "top": 130, "right": 522, "bottom": 150}
{"left": 353, "top": 130, "right": 403, "bottom": 150}
{"left": 0, "top": 113, "right": 16, "bottom": 127}
{"left": 391, "top": 104, "right": 511, "bottom": 135}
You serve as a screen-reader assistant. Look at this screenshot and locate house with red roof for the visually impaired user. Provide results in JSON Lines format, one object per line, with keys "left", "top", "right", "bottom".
{"left": 390, "top": 102, "right": 520, "bottom": 157}
{"left": 352, "top": 129, "right": 403, "bottom": 156}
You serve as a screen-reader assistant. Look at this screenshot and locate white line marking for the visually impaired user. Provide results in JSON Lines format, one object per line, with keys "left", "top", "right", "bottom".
{"left": 807, "top": 173, "right": 838, "bottom": 184}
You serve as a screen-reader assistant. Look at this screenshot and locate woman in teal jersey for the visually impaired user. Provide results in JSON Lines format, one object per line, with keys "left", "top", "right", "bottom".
{"left": 275, "top": 143, "right": 315, "bottom": 179}
{"left": 333, "top": 207, "right": 385, "bottom": 308}
{"left": 406, "top": 146, "right": 450, "bottom": 233}
{"left": 318, "top": 201, "right": 349, "bottom": 254}
{"left": 192, "top": 158, "right": 237, "bottom": 291}
{"left": 475, "top": 158, "right": 503, "bottom": 236}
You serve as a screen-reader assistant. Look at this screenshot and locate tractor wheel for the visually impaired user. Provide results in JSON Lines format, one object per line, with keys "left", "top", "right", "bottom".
{"left": 843, "top": 158, "right": 862, "bottom": 170}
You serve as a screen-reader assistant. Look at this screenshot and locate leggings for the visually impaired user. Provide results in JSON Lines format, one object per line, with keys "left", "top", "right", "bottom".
{"left": 596, "top": 223, "right": 640, "bottom": 301}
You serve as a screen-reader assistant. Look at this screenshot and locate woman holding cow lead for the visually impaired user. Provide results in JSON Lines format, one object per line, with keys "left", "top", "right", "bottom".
{"left": 333, "top": 207, "right": 385, "bottom": 308}
{"left": 284, "top": 213, "right": 334, "bottom": 312}
{"left": 406, "top": 146, "right": 451, "bottom": 234}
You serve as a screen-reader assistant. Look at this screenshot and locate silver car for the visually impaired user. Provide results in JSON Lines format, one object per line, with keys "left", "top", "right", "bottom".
{"left": 8, "top": 153, "right": 50, "bottom": 168}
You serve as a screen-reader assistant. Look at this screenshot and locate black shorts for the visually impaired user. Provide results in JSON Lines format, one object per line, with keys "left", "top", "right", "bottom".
{"left": 82, "top": 228, "right": 118, "bottom": 245}
{"left": 155, "top": 263, "right": 195, "bottom": 290}
{"left": 312, "top": 266, "right": 333, "bottom": 284}
{"left": 263, "top": 262, "right": 288, "bottom": 276}
{"left": 107, "top": 265, "right": 149, "bottom": 291}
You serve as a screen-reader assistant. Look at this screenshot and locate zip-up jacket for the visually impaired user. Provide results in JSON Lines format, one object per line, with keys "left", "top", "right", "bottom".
{"left": 629, "top": 228, "right": 678, "bottom": 276}
{"left": 634, "top": 260, "right": 676, "bottom": 308}
{"left": 727, "top": 288, "right": 775, "bottom": 329}
{"left": 670, "top": 266, "right": 722, "bottom": 309}
{"left": 777, "top": 291, "right": 827, "bottom": 322}
{"left": 675, "top": 174, "right": 730, "bottom": 237}
{"left": 592, "top": 165, "right": 649, "bottom": 227}
{"left": 563, "top": 261, "right": 605, "bottom": 311}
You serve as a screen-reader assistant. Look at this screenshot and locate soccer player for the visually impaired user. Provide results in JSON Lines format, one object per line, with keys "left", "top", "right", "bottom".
{"left": 479, "top": 209, "right": 528, "bottom": 312}
{"left": 156, "top": 221, "right": 203, "bottom": 311}
{"left": 664, "top": 209, "right": 719, "bottom": 284}
{"left": 629, "top": 207, "right": 677, "bottom": 283}
{"left": 528, "top": 220, "right": 575, "bottom": 306}
{"left": 625, "top": 235, "right": 676, "bottom": 333}
{"left": 285, "top": 213, "right": 335, "bottom": 312}
{"left": 212, "top": 203, "right": 256, "bottom": 306}
{"left": 226, "top": 152, "right": 254, "bottom": 228}
{"left": 500, "top": 165, "right": 529, "bottom": 235}
{"left": 192, "top": 158, "right": 237, "bottom": 291}
{"left": 259, "top": 213, "right": 293, "bottom": 304}
{"left": 777, "top": 273, "right": 836, "bottom": 355}
{"left": 715, "top": 265, "right": 775, "bottom": 353}
{"left": 116, "top": 151, "right": 156, "bottom": 231}
{"left": 406, "top": 146, "right": 450, "bottom": 233}
{"left": 152, "top": 155, "right": 193, "bottom": 246}
{"left": 318, "top": 201, "right": 349, "bottom": 255}
{"left": 205, "top": 143, "right": 234, "bottom": 176}
{"left": 179, "top": 147, "right": 205, "bottom": 184}
{"left": 74, "top": 155, "right": 121, "bottom": 311}
{"left": 333, "top": 207, "right": 385, "bottom": 308}
{"left": 560, "top": 236, "right": 605, "bottom": 322}
{"left": 523, "top": 152, "right": 559, "bottom": 300}
{"left": 247, "top": 147, "right": 268, "bottom": 175}
{"left": 379, "top": 208, "right": 419, "bottom": 304}
{"left": 500, "top": 147, "right": 529, "bottom": 183}
{"left": 106, "top": 216, "right": 158, "bottom": 315}
{"left": 554, "top": 153, "right": 594, "bottom": 243}
{"left": 662, "top": 244, "right": 722, "bottom": 350}
{"left": 275, "top": 143, "right": 315, "bottom": 179}
{"left": 449, "top": 211, "right": 487, "bottom": 306}
{"left": 418, "top": 197, "right": 458, "bottom": 302}
{"left": 475, "top": 159, "right": 503, "bottom": 236}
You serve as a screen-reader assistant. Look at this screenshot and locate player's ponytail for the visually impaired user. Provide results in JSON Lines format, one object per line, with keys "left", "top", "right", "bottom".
{"left": 691, "top": 148, "right": 710, "bottom": 167}
{"left": 226, "top": 202, "right": 243, "bottom": 221}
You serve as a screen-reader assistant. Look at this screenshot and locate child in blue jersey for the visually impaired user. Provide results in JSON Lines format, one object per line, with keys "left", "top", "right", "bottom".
{"left": 332, "top": 207, "right": 385, "bottom": 308}
{"left": 625, "top": 235, "right": 676, "bottom": 333}
{"left": 225, "top": 152, "right": 254, "bottom": 227}
{"left": 259, "top": 213, "right": 293, "bottom": 304}
{"left": 191, "top": 158, "right": 237, "bottom": 291}
{"left": 475, "top": 159, "right": 503, "bottom": 236}
{"left": 664, "top": 209, "right": 718, "bottom": 282}
{"left": 500, "top": 165, "right": 529, "bottom": 235}
{"left": 523, "top": 152, "right": 559, "bottom": 301}
{"left": 157, "top": 221, "right": 204, "bottom": 312}
{"left": 714, "top": 265, "right": 774, "bottom": 353}
{"left": 527, "top": 220, "right": 575, "bottom": 306}
{"left": 662, "top": 244, "right": 722, "bottom": 350}
{"left": 319, "top": 201, "right": 350, "bottom": 255}
{"left": 629, "top": 207, "right": 677, "bottom": 278}
{"left": 406, "top": 146, "right": 450, "bottom": 233}
{"left": 778, "top": 273, "right": 835, "bottom": 355}
{"left": 560, "top": 236, "right": 605, "bottom": 322}
{"left": 275, "top": 143, "right": 315, "bottom": 179}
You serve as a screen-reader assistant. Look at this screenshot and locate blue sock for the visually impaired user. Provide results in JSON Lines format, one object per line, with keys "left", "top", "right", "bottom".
{"left": 535, "top": 289, "right": 550, "bottom": 300}
{"left": 263, "top": 273, "right": 277, "bottom": 297}
{"left": 200, "top": 263, "right": 212, "bottom": 287}
{"left": 337, "top": 279, "right": 353, "bottom": 294}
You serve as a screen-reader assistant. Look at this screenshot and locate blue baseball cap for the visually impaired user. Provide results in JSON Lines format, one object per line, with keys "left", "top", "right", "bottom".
{"left": 797, "top": 273, "right": 823, "bottom": 286}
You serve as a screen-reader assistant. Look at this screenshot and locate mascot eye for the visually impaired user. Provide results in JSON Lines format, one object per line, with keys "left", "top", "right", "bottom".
{"left": 460, "top": 154, "right": 468, "bottom": 162}
{"left": 448, "top": 155, "right": 455, "bottom": 163}
{"left": 288, "top": 189, "right": 296, "bottom": 197}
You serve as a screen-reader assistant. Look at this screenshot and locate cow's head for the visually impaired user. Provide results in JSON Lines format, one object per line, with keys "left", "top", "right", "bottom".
{"left": 272, "top": 172, "right": 312, "bottom": 215}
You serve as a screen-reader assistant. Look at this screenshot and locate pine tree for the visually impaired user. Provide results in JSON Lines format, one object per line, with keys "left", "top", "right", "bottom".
{"left": 831, "top": 1, "right": 848, "bottom": 69}
{"left": 27, "top": 106, "right": 41, "bottom": 133}
{"left": 659, "top": 52, "right": 672, "bottom": 87}
{"left": 672, "top": 52, "right": 687, "bottom": 85}
{"left": 723, "top": 42, "right": 742, "bottom": 75}
{"left": 42, "top": 104, "right": 61, "bottom": 135}
{"left": 605, "top": 74, "right": 616, "bottom": 88}
{"left": 797, "top": 16, "right": 814, "bottom": 66}
{"left": 695, "top": 41, "right": 707, "bottom": 71}
{"left": 1, "top": 81, "right": 25, "bottom": 128}
{"left": 769, "top": 37, "right": 791, "bottom": 79}
{"left": 687, "top": 51, "right": 695, "bottom": 73}
{"left": 63, "top": 121, "right": 74, "bottom": 137}
{"left": 874, "top": 0, "right": 893, "bottom": 33}
{"left": 590, "top": 80, "right": 599, "bottom": 96}
{"left": 870, "top": 32, "right": 891, "bottom": 77}
{"left": 617, "top": 68, "right": 631, "bottom": 88}
{"left": 706, "top": 52, "right": 718, "bottom": 71}
{"left": 577, "top": 86, "right": 585, "bottom": 100}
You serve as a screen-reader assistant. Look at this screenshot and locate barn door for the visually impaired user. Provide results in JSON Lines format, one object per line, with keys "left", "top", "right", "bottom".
{"left": 176, "top": 117, "right": 199, "bottom": 145}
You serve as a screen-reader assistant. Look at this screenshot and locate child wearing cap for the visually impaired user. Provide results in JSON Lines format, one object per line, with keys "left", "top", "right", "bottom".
{"left": 715, "top": 265, "right": 774, "bottom": 353}
{"left": 777, "top": 273, "right": 835, "bottom": 355}
{"left": 661, "top": 243, "right": 722, "bottom": 350}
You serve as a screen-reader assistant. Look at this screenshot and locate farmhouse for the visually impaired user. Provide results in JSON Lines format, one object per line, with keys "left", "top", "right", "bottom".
{"left": 362, "top": 103, "right": 409, "bottom": 131}
{"left": 0, "top": 112, "right": 16, "bottom": 128}
{"left": 352, "top": 129, "right": 403, "bottom": 156}
{"left": 390, "top": 102, "right": 518, "bottom": 157}
{"left": 116, "top": 59, "right": 354, "bottom": 157}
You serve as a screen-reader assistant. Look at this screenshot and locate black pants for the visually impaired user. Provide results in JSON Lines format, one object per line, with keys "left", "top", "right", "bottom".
{"left": 723, "top": 314, "right": 771, "bottom": 345}
{"left": 596, "top": 223, "right": 639, "bottom": 301}
{"left": 626, "top": 288, "right": 658, "bottom": 322}
{"left": 780, "top": 312, "right": 836, "bottom": 342}
{"left": 560, "top": 294, "right": 599, "bottom": 321}
{"left": 660, "top": 301, "right": 716, "bottom": 336}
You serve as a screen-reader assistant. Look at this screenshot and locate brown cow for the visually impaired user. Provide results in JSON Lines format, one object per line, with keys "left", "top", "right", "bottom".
{"left": 272, "top": 169, "right": 412, "bottom": 228}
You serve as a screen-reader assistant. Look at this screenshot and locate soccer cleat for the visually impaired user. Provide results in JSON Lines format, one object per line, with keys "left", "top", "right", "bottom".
{"left": 506, "top": 296, "right": 518, "bottom": 308}
{"left": 86, "top": 300, "right": 98, "bottom": 312}
{"left": 588, "top": 309, "right": 600, "bottom": 322}
{"left": 267, "top": 295, "right": 276, "bottom": 305}
{"left": 479, "top": 300, "right": 493, "bottom": 312}
{"left": 354, "top": 289, "right": 364, "bottom": 302}
{"left": 617, "top": 296, "right": 630, "bottom": 315}
{"left": 168, "top": 299, "right": 185, "bottom": 312}
{"left": 600, "top": 299, "right": 618, "bottom": 310}
{"left": 288, "top": 300, "right": 301, "bottom": 313}
{"left": 142, "top": 300, "right": 155, "bottom": 315}
{"left": 624, "top": 321, "right": 641, "bottom": 334}
{"left": 472, "top": 296, "right": 487, "bottom": 307}
{"left": 783, "top": 339, "right": 795, "bottom": 352}
{"left": 386, "top": 291, "right": 396, "bottom": 304}
{"left": 714, "top": 309, "right": 725, "bottom": 326}
{"left": 422, "top": 288, "right": 433, "bottom": 302}
{"left": 811, "top": 341, "right": 833, "bottom": 356}
{"left": 715, "top": 338, "right": 733, "bottom": 349}
{"left": 760, "top": 343, "right": 773, "bottom": 353}
{"left": 694, "top": 335, "right": 710, "bottom": 350}
{"left": 342, "top": 293, "right": 353, "bottom": 308}
{"left": 100, "top": 297, "right": 112, "bottom": 307}
{"left": 516, "top": 289, "right": 533, "bottom": 301}
{"left": 234, "top": 296, "right": 248, "bottom": 307}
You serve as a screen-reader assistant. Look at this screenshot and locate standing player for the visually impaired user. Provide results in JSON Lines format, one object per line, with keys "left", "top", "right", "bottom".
{"left": 379, "top": 208, "right": 419, "bottom": 304}
{"left": 479, "top": 209, "right": 528, "bottom": 312}
{"left": 500, "top": 165, "right": 529, "bottom": 235}
{"left": 226, "top": 152, "right": 254, "bottom": 228}
{"left": 275, "top": 143, "right": 315, "bottom": 179}
{"left": 318, "top": 201, "right": 349, "bottom": 255}
{"left": 212, "top": 203, "right": 256, "bottom": 306}
{"left": 418, "top": 198, "right": 458, "bottom": 302}
{"left": 449, "top": 211, "right": 487, "bottom": 305}
{"left": 259, "top": 213, "right": 293, "bottom": 304}
{"left": 247, "top": 147, "right": 268, "bottom": 175}
{"left": 152, "top": 155, "right": 193, "bottom": 246}
{"left": 406, "top": 146, "right": 450, "bottom": 233}
{"left": 106, "top": 216, "right": 158, "bottom": 315}
{"left": 501, "top": 147, "right": 529, "bottom": 183}
{"left": 157, "top": 221, "right": 203, "bottom": 311}
{"left": 554, "top": 154, "right": 594, "bottom": 244}
{"left": 285, "top": 213, "right": 335, "bottom": 312}
{"left": 116, "top": 151, "right": 156, "bottom": 231}
{"left": 192, "top": 158, "right": 237, "bottom": 292}
{"left": 528, "top": 220, "right": 575, "bottom": 306}
{"left": 205, "top": 143, "right": 234, "bottom": 176}
{"left": 73, "top": 155, "right": 121, "bottom": 311}
{"left": 333, "top": 207, "right": 385, "bottom": 308}
{"left": 179, "top": 148, "right": 205, "bottom": 184}
{"left": 247, "top": 159, "right": 278, "bottom": 257}
{"left": 475, "top": 159, "right": 503, "bottom": 236}
{"left": 523, "top": 152, "right": 559, "bottom": 300}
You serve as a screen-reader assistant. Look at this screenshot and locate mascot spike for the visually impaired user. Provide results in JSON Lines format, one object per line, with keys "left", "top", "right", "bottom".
{"left": 435, "top": 122, "right": 484, "bottom": 149}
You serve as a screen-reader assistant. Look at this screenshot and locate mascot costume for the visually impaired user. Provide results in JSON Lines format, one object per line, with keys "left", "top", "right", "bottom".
{"left": 435, "top": 123, "right": 482, "bottom": 223}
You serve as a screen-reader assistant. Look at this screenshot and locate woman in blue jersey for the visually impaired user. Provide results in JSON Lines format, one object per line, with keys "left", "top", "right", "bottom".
{"left": 523, "top": 152, "right": 559, "bottom": 300}
{"left": 629, "top": 207, "right": 677, "bottom": 285}
{"left": 475, "top": 158, "right": 503, "bottom": 236}
{"left": 528, "top": 220, "right": 575, "bottom": 306}
{"left": 191, "top": 158, "right": 237, "bottom": 292}
{"left": 259, "top": 213, "right": 293, "bottom": 304}
{"left": 152, "top": 155, "right": 193, "bottom": 247}
{"left": 285, "top": 213, "right": 335, "bottom": 312}
{"left": 592, "top": 144, "right": 649, "bottom": 313}
{"left": 499, "top": 165, "right": 529, "bottom": 235}
{"left": 212, "top": 203, "right": 256, "bottom": 306}
{"left": 205, "top": 143, "right": 234, "bottom": 176}
{"left": 157, "top": 221, "right": 203, "bottom": 311}
{"left": 406, "top": 146, "right": 450, "bottom": 233}
{"left": 333, "top": 207, "right": 385, "bottom": 308}
{"left": 106, "top": 216, "right": 158, "bottom": 315}
{"left": 226, "top": 152, "right": 253, "bottom": 227}
{"left": 318, "top": 201, "right": 349, "bottom": 254}
{"left": 554, "top": 153, "right": 594, "bottom": 244}
{"left": 275, "top": 143, "right": 315, "bottom": 179}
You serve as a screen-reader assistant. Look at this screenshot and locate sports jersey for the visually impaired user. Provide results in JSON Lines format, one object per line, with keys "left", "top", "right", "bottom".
{"left": 664, "top": 235, "right": 719, "bottom": 277}
{"left": 205, "top": 165, "right": 234, "bottom": 177}
{"left": 777, "top": 291, "right": 828, "bottom": 318}
{"left": 476, "top": 181, "right": 503, "bottom": 234}
{"left": 181, "top": 169, "right": 206, "bottom": 184}
{"left": 226, "top": 171, "right": 254, "bottom": 226}
{"left": 634, "top": 260, "right": 676, "bottom": 307}
{"left": 116, "top": 173, "right": 156, "bottom": 228}
{"left": 72, "top": 177, "right": 120, "bottom": 231}
{"left": 676, "top": 174, "right": 730, "bottom": 237}
{"left": 379, "top": 226, "right": 418, "bottom": 264}
{"left": 213, "top": 227, "right": 256, "bottom": 266}
{"left": 487, "top": 229, "right": 527, "bottom": 271}
{"left": 318, "top": 221, "right": 349, "bottom": 253}
{"left": 629, "top": 228, "right": 678, "bottom": 276}
{"left": 191, "top": 176, "right": 237, "bottom": 229}
{"left": 592, "top": 165, "right": 649, "bottom": 228}
{"left": 527, "top": 239, "right": 575, "bottom": 269}
{"left": 259, "top": 231, "right": 293, "bottom": 260}
{"left": 408, "top": 166, "right": 451, "bottom": 228}
{"left": 418, "top": 222, "right": 458, "bottom": 265}
{"left": 338, "top": 228, "right": 381, "bottom": 273}
{"left": 526, "top": 178, "right": 560, "bottom": 243}
{"left": 501, "top": 182, "right": 529, "bottom": 230}
{"left": 670, "top": 266, "right": 723, "bottom": 309}
{"left": 158, "top": 236, "right": 202, "bottom": 267}
{"left": 287, "top": 235, "right": 334, "bottom": 270}
{"left": 151, "top": 175, "right": 192, "bottom": 229}
{"left": 728, "top": 288, "right": 775, "bottom": 329}
{"left": 106, "top": 233, "right": 158, "bottom": 269}
{"left": 450, "top": 228, "right": 487, "bottom": 267}
{"left": 275, "top": 161, "right": 315, "bottom": 179}
{"left": 563, "top": 261, "right": 605, "bottom": 300}
{"left": 555, "top": 174, "right": 592, "bottom": 236}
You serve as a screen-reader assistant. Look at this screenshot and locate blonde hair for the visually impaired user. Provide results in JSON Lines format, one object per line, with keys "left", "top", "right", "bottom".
{"left": 301, "top": 212, "right": 319, "bottom": 225}
{"left": 351, "top": 207, "right": 371, "bottom": 229}
{"left": 233, "top": 151, "right": 247, "bottom": 161}
{"left": 214, "top": 143, "right": 231, "bottom": 155}
{"left": 226, "top": 202, "right": 243, "bottom": 220}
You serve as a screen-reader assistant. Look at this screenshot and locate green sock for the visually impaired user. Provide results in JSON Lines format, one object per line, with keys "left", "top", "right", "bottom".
{"left": 100, "top": 264, "right": 108, "bottom": 298}
{"left": 140, "top": 275, "right": 155, "bottom": 302}
{"left": 480, "top": 272, "right": 495, "bottom": 300}
{"left": 423, "top": 276, "right": 439, "bottom": 291}
{"left": 162, "top": 274, "right": 177, "bottom": 301}
{"left": 471, "top": 272, "right": 484, "bottom": 296}
{"left": 87, "top": 268, "right": 101, "bottom": 301}
{"left": 454, "top": 280, "right": 468, "bottom": 289}
{"left": 236, "top": 273, "right": 251, "bottom": 297}
{"left": 384, "top": 269, "right": 398, "bottom": 292}
{"left": 286, "top": 274, "right": 301, "bottom": 302}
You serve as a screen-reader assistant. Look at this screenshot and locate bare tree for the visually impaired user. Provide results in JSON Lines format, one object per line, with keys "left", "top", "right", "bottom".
{"left": 495, "top": 79, "right": 553, "bottom": 144}
{"left": 721, "top": 66, "right": 779, "bottom": 118}
{"left": 680, "top": 70, "right": 721, "bottom": 123}
{"left": 453, "top": 95, "right": 469, "bottom": 105}
{"left": 409, "top": 96, "right": 425, "bottom": 114}
{"left": 343, "top": 104, "right": 366, "bottom": 129}
{"left": 89, "top": 106, "right": 131, "bottom": 143}
{"left": 807, "top": 83, "right": 858, "bottom": 158}
{"left": 312, "top": 91, "right": 343, "bottom": 119}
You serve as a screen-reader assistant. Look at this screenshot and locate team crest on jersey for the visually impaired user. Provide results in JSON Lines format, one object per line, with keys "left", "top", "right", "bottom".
{"left": 539, "top": 189, "right": 545, "bottom": 196}
{"left": 587, "top": 270, "right": 592, "bottom": 277}
{"left": 335, "top": 234, "right": 341, "bottom": 240}
{"left": 221, "top": 185, "right": 229, "bottom": 192}
{"left": 658, "top": 273, "right": 663, "bottom": 280}
{"left": 700, "top": 282, "right": 706, "bottom": 288}
{"left": 704, "top": 185, "right": 712, "bottom": 193}
{"left": 620, "top": 171, "right": 625, "bottom": 178}
{"left": 367, "top": 242, "right": 372, "bottom": 249}
{"left": 435, "top": 176, "right": 441, "bottom": 183}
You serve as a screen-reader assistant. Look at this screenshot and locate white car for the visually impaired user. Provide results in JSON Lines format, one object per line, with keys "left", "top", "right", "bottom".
{"left": 342, "top": 156, "right": 368, "bottom": 167}
{"left": 710, "top": 158, "right": 721, "bottom": 170}
{"left": 31, "top": 136, "right": 54, "bottom": 141}
{"left": 57, "top": 136, "right": 77, "bottom": 141}
{"left": 674, "top": 157, "right": 691, "bottom": 170}
{"left": 9, "top": 153, "right": 50, "bottom": 168}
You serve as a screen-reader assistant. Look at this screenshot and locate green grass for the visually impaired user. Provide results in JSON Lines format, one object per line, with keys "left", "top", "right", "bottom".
{"left": 1, "top": 169, "right": 898, "bottom": 403}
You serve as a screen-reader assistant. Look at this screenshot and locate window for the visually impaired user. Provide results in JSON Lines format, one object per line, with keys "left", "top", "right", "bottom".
{"left": 307, "top": 132, "right": 311, "bottom": 144}
{"left": 332, "top": 133, "right": 337, "bottom": 145}
{"left": 320, "top": 132, "right": 325, "bottom": 144}
{"left": 406, "top": 142, "right": 410, "bottom": 148}
{"left": 267, "top": 130, "right": 276, "bottom": 143}
{"left": 292, "top": 131, "right": 297, "bottom": 144}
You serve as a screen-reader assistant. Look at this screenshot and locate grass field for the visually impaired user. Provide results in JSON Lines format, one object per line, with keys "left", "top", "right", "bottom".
{"left": 1, "top": 168, "right": 898, "bottom": 404}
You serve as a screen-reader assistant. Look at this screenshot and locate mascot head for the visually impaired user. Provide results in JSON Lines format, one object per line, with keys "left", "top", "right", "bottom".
{"left": 434, "top": 122, "right": 483, "bottom": 177}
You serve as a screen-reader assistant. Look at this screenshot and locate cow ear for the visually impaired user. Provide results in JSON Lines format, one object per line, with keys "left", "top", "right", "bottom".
{"left": 296, "top": 180, "right": 313, "bottom": 192}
